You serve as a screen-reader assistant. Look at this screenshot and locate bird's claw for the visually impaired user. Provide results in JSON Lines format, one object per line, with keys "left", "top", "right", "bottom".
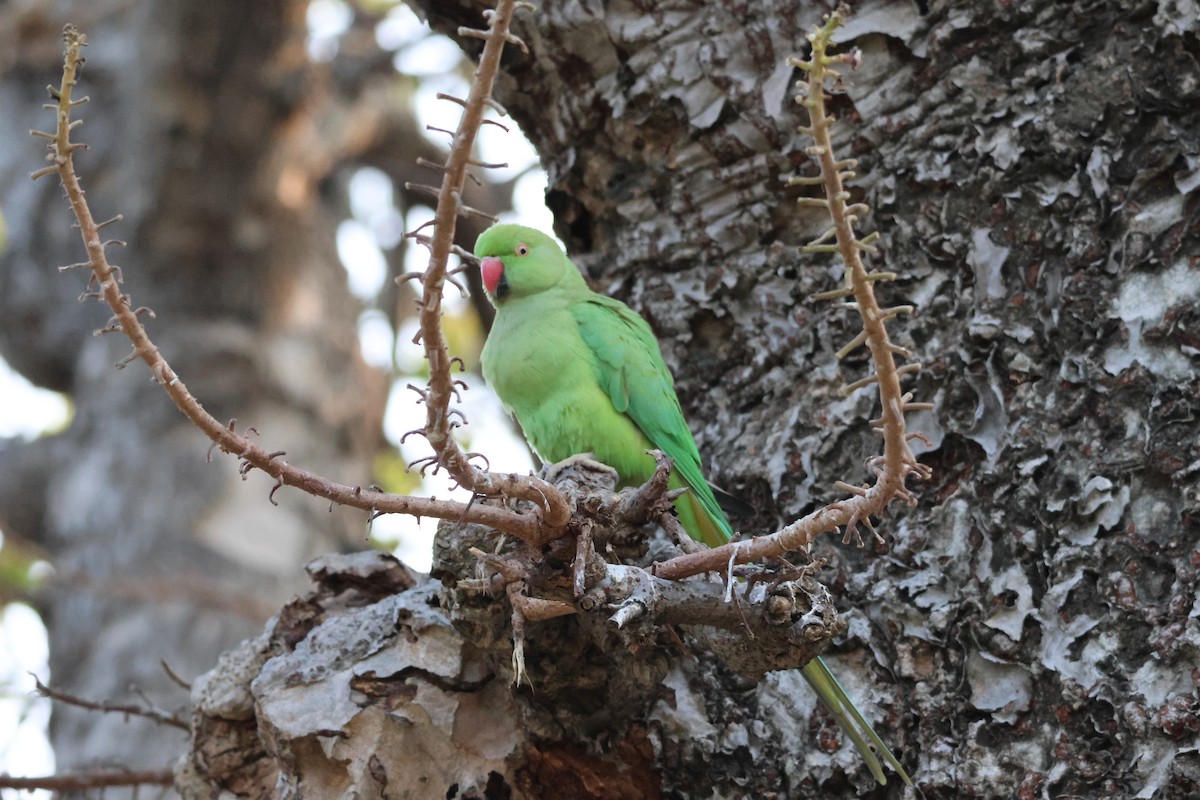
{"left": 540, "top": 453, "right": 618, "bottom": 485}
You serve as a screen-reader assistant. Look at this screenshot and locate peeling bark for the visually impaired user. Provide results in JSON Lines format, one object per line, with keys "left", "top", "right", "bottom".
{"left": 8, "top": 0, "right": 1199, "bottom": 797}
{"left": 411, "top": 1, "right": 1198, "bottom": 797}
{"left": 177, "top": 463, "right": 850, "bottom": 798}
{"left": 181, "top": 485, "right": 846, "bottom": 800}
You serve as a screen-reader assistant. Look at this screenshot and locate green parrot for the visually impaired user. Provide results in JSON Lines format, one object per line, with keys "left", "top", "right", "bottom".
{"left": 474, "top": 223, "right": 911, "bottom": 786}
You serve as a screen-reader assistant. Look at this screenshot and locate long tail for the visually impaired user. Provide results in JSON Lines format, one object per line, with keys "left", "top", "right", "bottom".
{"left": 801, "top": 658, "right": 912, "bottom": 786}
{"left": 676, "top": 475, "right": 911, "bottom": 785}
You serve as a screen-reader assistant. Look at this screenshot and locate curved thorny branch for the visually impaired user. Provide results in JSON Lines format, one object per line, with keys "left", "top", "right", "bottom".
{"left": 31, "top": 22, "right": 552, "bottom": 544}
{"left": 653, "top": 8, "right": 931, "bottom": 582}
{"left": 402, "top": 0, "right": 571, "bottom": 539}
{"left": 36, "top": 9, "right": 924, "bottom": 628}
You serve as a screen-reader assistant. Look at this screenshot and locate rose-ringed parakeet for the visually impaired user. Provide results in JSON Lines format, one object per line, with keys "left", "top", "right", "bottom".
{"left": 475, "top": 223, "right": 911, "bottom": 786}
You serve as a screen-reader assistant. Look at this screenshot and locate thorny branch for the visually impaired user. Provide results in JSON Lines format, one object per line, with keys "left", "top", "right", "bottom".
{"left": 0, "top": 769, "right": 174, "bottom": 792}
{"left": 405, "top": 0, "right": 571, "bottom": 540}
{"left": 35, "top": 8, "right": 923, "bottom": 668}
{"left": 451, "top": 457, "right": 843, "bottom": 680}
{"left": 482, "top": 557, "right": 841, "bottom": 678}
{"left": 652, "top": 8, "right": 931, "bottom": 582}
{"left": 33, "top": 675, "right": 189, "bottom": 731}
{"left": 31, "top": 22, "right": 554, "bottom": 546}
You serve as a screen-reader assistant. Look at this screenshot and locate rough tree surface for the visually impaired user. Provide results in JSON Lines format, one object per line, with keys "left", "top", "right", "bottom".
{"left": 409, "top": 0, "right": 1200, "bottom": 796}
{"left": 3, "top": 0, "right": 1198, "bottom": 798}
{"left": 189, "top": 0, "right": 1199, "bottom": 797}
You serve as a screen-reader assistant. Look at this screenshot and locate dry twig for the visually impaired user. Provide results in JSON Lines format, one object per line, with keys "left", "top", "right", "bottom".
{"left": 406, "top": 0, "right": 570, "bottom": 540}
{"left": 652, "top": 7, "right": 930, "bottom": 582}
{"left": 0, "top": 769, "right": 174, "bottom": 792}
{"left": 33, "top": 675, "right": 189, "bottom": 731}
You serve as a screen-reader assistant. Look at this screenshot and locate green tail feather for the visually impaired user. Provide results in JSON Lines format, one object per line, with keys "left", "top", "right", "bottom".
{"left": 675, "top": 472, "right": 910, "bottom": 785}
{"left": 801, "top": 658, "right": 912, "bottom": 786}
{"left": 673, "top": 478, "right": 732, "bottom": 548}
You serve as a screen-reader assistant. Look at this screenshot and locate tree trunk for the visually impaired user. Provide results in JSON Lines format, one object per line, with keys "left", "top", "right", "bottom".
{"left": 0, "top": 0, "right": 387, "bottom": 791}
{"left": 11, "top": 0, "right": 1200, "bottom": 798}
{"left": 403, "top": 0, "right": 1200, "bottom": 795}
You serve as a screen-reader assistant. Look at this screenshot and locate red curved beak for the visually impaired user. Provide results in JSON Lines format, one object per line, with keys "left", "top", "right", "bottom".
{"left": 480, "top": 256, "right": 504, "bottom": 295}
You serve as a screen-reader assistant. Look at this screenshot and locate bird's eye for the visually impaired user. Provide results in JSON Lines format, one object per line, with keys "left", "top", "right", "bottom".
{"left": 516, "top": 243, "right": 529, "bottom": 256}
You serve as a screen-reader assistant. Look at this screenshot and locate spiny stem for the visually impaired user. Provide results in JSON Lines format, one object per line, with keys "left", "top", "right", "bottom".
{"left": 654, "top": 5, "right": 930, "bottom": 581}
{"left": 33, "top": 24, "right": 549, "bottom": 544}
{"left": 414, "top": 0, "right": 570, "bottom": 538}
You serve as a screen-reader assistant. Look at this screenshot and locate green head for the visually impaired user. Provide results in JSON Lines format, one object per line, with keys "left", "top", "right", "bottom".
{"left": 473, "top": 224, "right": 579, "bottom": 304}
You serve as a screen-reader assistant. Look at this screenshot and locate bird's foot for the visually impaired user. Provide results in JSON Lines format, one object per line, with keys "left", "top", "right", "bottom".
{"left": 540, "top": 453, "right": 619, "bottom": 486}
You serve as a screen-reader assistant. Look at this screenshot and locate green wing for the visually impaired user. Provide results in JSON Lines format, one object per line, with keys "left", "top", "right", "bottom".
{"left": 570, "top": 294, "right": 732, "bottom": 542}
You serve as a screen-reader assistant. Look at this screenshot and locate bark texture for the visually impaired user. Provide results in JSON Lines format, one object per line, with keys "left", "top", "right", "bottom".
{"left": 414, "top": 0, "right": 1200, "bottom": 796}
{"left": 179, "top": 464, "right": 846, "bottom": 800}
{"left": 7, "top": 0, "right": 1199, "bottom": 798}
